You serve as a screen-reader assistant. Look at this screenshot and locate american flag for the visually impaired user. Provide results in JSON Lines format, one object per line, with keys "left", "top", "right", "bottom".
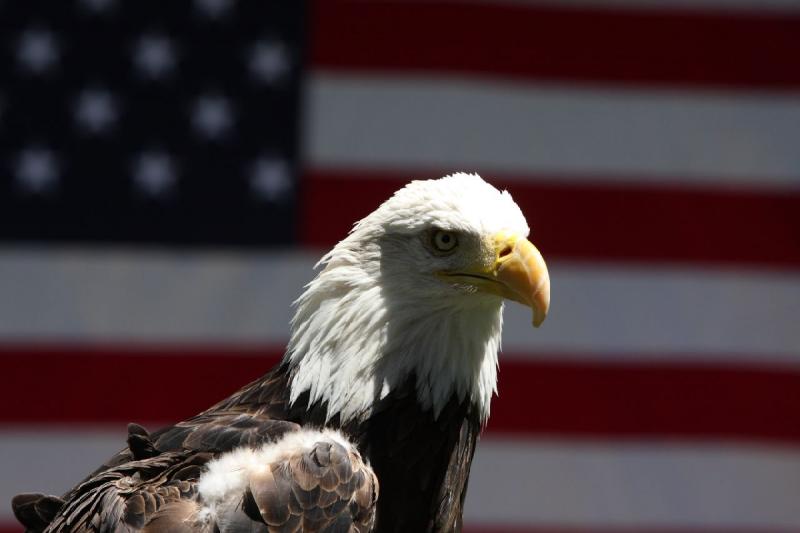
{"left": 2, "top": 1, "right": 800, "bottom": 532}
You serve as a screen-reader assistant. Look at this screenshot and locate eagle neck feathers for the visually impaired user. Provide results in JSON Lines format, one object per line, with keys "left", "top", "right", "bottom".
{"left": 283, "top": 239, "right": 503, "bottom": 426}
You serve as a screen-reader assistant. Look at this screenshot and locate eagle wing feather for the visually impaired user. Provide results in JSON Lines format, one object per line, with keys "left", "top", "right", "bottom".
{"left": 26, "top": 424, "right": 377, "bottom": 533}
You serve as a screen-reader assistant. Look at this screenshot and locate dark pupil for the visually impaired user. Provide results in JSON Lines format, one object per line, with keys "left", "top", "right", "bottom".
{"left": 440, "top": 234, "right": 450, "bottom": 244}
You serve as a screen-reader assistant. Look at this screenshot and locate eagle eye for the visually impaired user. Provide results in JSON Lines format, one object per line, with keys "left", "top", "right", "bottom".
{"left": 432, "top": 230, "right": 458, "bottom": 253}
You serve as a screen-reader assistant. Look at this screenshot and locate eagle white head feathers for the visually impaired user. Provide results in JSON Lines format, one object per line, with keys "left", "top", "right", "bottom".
{"left": 287, "top": 172, "right": 550, "bottom": 423}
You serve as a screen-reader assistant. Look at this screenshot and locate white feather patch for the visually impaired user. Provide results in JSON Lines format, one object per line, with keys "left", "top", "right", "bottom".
{"left": 197, "top": 429, "right": 356, "bottom": 506}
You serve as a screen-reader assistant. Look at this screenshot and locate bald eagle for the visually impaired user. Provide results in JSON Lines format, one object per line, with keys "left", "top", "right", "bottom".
{"left": 13, "top": 173, "right": 550, "bottom": 532}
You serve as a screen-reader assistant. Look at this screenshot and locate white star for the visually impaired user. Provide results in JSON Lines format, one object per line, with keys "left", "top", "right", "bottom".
{"left": 249, "top": 41, "right": 290, "bottom": 84}
{"left": 74, "top": 88, "right": 118, "bottom": 134}
{"left": 133, "top": 34, "right": 176, "bottom": 80}
{"left": 132, "top": 151, "right": 177, "bottom": 197}
{"left": 17, "top": 29, "right": 59, "bottom": 74}
{"left": 194, "top": 0, "right": 233, "bottom": 19}
{"left": 16, "top": 148, "right": 59, "bottom": 193}
{"left": 192, "top": 94, "right": 233, "bottom": 140}
{"left": 250, "top": 157, "right": 292, "bottom": 202}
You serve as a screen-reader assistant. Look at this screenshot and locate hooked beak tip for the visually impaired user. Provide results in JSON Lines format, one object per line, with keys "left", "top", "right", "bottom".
{"left": 494, "top": 233, "right": 550, "bottom": 328}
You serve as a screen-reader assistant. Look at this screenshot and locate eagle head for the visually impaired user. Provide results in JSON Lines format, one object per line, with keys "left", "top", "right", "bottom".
{"left": 286, "top": 173, "right": 550, "bottom": 423}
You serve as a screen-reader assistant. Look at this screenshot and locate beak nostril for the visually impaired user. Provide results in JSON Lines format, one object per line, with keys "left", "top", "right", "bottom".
{"left": 498, "top": 246, "right": 513, "bottom": 259}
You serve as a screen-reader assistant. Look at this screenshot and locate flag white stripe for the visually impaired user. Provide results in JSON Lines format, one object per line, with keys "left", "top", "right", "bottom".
{"left": 0, "top": 248, "right": 307, "bottom": 344}
{"left": 306, "top": 74, "right": 800, "bottom": 188}
{"left": 1, "top": 430, "right": 126, "bottom": 521}
{"left": 1, "top": 249, "right": 799, "bottom": 361}
{"left": 3, "top": 430, "right": 800, "bottom": 529}
{"left": 465, "top": 437, "right": 800, "bottom": 529}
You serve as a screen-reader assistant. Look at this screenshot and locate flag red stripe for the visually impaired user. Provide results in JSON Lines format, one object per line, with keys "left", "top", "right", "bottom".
{"left": 2, "top": 345, "right": 274, "bottom": 427}
{"left": 4, "top": 344, "right": 800, "bottom": 443}
{"left": 310, "top": 0, "right": 800, "bottom": 89}
{"left": 300, "top": 170, "right": 800, "bottom": 269}
{"left": 486, "top": 358, "right": 800, "bottom": 444}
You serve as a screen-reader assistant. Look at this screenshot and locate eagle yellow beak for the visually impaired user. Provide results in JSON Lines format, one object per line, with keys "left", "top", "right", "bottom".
{"left": 488, "top": 231, "right": 550, "bottom": 327}
{"left": 438, "top": 231, "right": 550, "bottom": 327}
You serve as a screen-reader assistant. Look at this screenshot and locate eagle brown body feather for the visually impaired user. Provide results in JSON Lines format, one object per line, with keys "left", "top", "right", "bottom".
{"left": 15, "top": 363, "right": 481, "bottom": 533}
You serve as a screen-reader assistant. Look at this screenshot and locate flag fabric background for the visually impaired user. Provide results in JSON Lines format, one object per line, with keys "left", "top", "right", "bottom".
{"left": 3, "top": 1, "right": 800, "bottom": 532}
